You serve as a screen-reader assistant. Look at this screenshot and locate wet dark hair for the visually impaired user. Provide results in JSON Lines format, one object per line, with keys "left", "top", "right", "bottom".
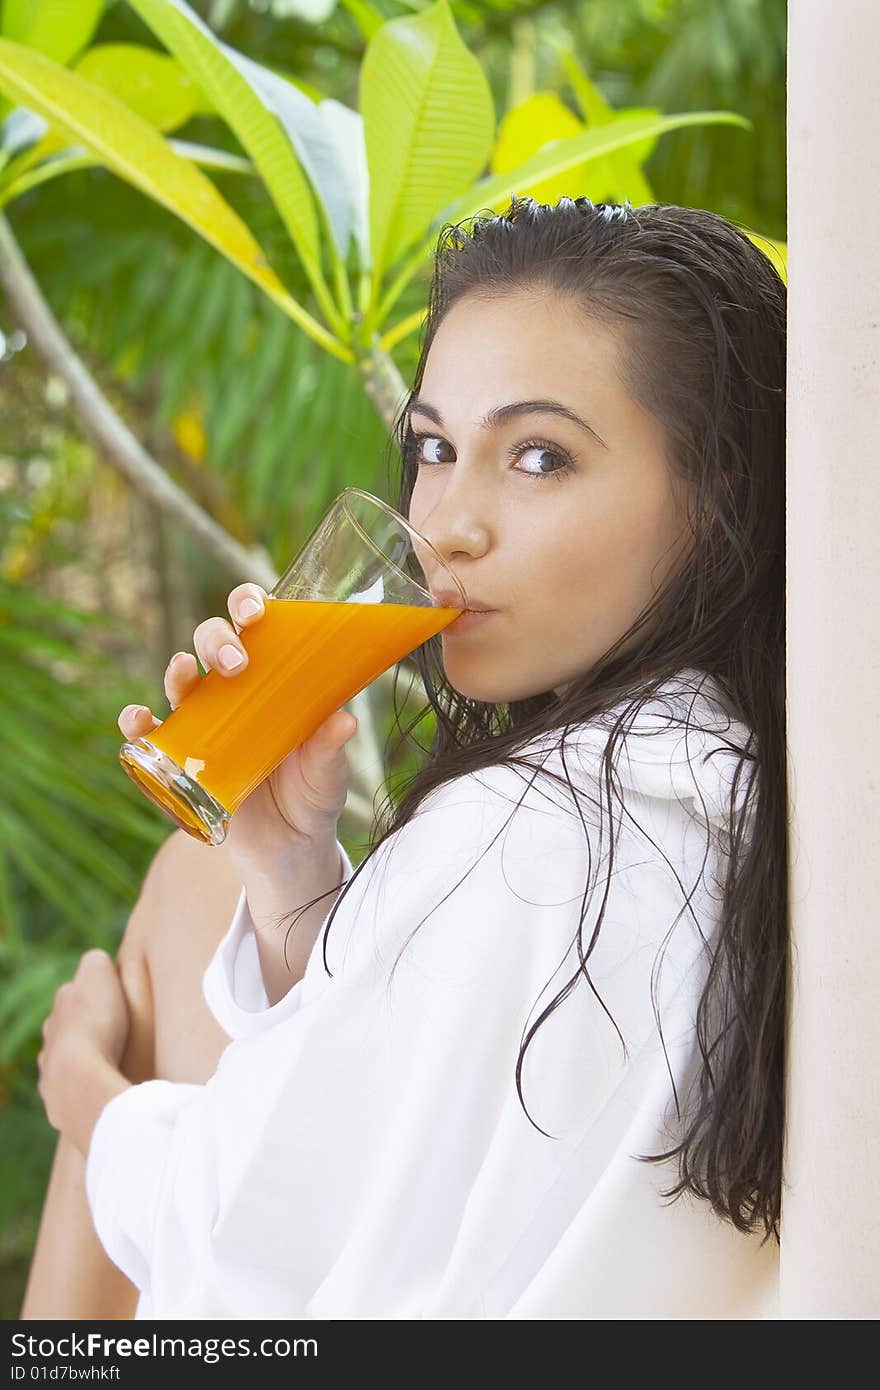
{"left": 281, "top": 194, "right": 787, "bottom": 1243}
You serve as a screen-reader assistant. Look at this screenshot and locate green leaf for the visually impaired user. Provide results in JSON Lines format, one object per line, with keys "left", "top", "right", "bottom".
{"left": 443, "top": 109, "right": 751, "bottom": 228}
{"left": 555, "top": 43, "right": 658, "bottom": 205}
{"left": 126, "top": 0, "right": 347, "bottom": 335}
{"left": 1, "top": 0, "right": 104, "bottom": 65}
{"left": 0, "top": 39, "right": 340, "bottom": 349}
{"left": 361, "top": 0, "right": 494, "bottom": 279}
{"left": 0, "top": 39, "right": 267, "bottom": 277}
{"left": 0, "top": 951, "right": 81, "bottom": 1063}
{"left": 372, "top": 107, "right": 752, "bottom": 336}
{"left": 318, "top": 97, "right": 369, "bottom": 272}
{"left": 491, "top": 93, "right": 590, "bottom": 207}
{"left": 556, "top": 46, "right": 662, "bottom": 171}
{"left": 0, "top": 137, "right": 255, "bottom": 210}
{"left": 0, "top": 0, "right": 104, "bottom": 122}
{"left": 73, "top": 43, "right": 201, "bottom": 133}
{"left": 246, "top": 305, "right": 290, "bottom": 403}
{"left": 0, "top": 762, "right": 133, "bottom": 902}
{"left": 167, "top": 138, "right": 252, "bottom": 175}
{"left": 0, "top": 805, "right": 97, "bottom": 934}
{"left": 103, "top": 242, "right": 171, "bottom": 364}
{"left": 166, "top": 250, "right": 232, "bottom": 368}
{"left": 128, "top": 241, "right": 206, "bottom": 383}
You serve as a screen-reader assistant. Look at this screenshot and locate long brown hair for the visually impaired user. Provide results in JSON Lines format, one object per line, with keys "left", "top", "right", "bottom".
{"left": 283, "top": 195, "right": 787, "bottom": 1243}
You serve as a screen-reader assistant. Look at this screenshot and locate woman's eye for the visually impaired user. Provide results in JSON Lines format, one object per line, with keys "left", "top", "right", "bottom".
{"left": 411, "top": 433, "right": 574, "bottom": 483}
{"left": 413, "top": 434, "right": 455, "bottom": 465}
{"left": 513, "top": 442, "right": 572, "bottom": 481}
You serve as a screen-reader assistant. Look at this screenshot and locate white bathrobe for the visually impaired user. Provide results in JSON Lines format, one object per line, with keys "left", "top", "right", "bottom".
{"left": 85, "top": 670, "right": 780, "bottom": 1319}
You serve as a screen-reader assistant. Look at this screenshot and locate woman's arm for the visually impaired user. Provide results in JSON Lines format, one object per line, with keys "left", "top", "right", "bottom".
{"left": 235, "top": 838, "right": 351, "bottom": 1007}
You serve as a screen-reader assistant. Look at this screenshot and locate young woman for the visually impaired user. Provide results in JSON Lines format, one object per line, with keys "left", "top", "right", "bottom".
{"left": 34, "top": 194, "right": 786, "bottom": 1319}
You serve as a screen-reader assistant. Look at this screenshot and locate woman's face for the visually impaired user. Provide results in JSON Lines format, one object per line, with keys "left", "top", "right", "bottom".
{"left": 406, "top": 289, "right": 696, "bottom": 704}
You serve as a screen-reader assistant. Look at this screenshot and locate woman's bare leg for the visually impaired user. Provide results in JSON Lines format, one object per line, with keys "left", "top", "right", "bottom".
{"left": 20, "top": 832, "right": 242, "bottom": 1319}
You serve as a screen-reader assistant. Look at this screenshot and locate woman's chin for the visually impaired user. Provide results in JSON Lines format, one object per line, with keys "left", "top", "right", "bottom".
{"left": 443, "top": 671, "right": 512, "bottom": 704}
{"left": 442, "top": 664, "right": 544, "bottom": 706}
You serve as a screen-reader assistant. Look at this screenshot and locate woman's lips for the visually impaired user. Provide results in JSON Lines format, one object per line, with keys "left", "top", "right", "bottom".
{"left": 444, "top": 608, "right": 498, "bottom": 634}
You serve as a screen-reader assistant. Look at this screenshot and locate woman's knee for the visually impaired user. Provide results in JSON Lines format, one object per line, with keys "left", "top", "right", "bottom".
{"left": 113, "top": 848, "right": 166, "bottom": 1085}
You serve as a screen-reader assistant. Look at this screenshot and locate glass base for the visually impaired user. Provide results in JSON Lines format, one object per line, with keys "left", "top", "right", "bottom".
{"left": 118, "top": 738, "right": 229, "bottom": 846}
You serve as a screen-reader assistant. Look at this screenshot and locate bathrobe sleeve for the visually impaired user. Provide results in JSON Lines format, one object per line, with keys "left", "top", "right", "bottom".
{"left": 84, "top": 705, "right": 756, "bottom": 1319}
{"left": 200, "top": 838, "right": 357, "bottom": 1040}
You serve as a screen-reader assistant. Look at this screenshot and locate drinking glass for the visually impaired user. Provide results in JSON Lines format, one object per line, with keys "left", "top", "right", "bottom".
{"left": 118, "top": 487, "right": 466, "bottom": 845}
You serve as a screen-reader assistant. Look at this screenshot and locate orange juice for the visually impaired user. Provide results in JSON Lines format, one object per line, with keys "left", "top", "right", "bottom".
{"left": 123, "top": 598, "right": 460, "bottom": 835}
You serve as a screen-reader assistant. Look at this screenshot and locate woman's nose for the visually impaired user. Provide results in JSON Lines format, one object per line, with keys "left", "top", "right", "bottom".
{"left": 415, "top": 473, "right": 492, "bottom": 564}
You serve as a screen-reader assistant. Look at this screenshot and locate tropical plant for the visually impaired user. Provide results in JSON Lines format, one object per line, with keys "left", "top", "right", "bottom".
{"left": 0, "top": 0, "right": 784, "bottom": 899}
{"left": 0, "top": 1, "right": 777, "bottom": 361}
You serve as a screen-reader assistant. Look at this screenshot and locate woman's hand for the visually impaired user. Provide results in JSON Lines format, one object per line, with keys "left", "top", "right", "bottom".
{"left": 117, "top": 584, "right": 359, "bottom": 881}
{"left": 37, "top": 949, "right": 132, "bottom": 1156}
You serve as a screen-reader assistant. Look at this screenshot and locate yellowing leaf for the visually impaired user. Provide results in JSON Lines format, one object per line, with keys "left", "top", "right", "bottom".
{"left": 0, "top": 39, "right": 289, "bottom": 308}
{"left": 172, "top": 402, "right": 207, "bottom": 462}
{"left": 737, "top": 223, "right": 787, "bottom": 284}
{"left": 440, "top": 109, "right": 751, "bottom": 233}
{"left": 492, "top": 93, "right": 589, "bottom": 206}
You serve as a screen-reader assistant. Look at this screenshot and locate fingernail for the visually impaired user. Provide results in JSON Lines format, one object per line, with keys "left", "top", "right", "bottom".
{"left": 122, "top": 704, "right": 146, "bottom": 720}
{"left": 239, "top": 598, "right": 262, "bottom": 619}
{"left": 218, "top": 644, "right": 245, "bottom": 671}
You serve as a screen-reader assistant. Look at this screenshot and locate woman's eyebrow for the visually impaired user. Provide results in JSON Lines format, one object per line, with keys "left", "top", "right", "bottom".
{"left": 406, "top": 396, "right": 609, "bottom": 450}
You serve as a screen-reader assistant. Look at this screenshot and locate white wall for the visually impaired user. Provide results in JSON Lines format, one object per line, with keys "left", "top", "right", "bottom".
{"left": 781, "top": 0, "right": 880, "bottom": 1319}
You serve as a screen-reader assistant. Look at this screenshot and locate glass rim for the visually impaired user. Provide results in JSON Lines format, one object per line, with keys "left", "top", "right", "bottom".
{"left": 339, "top": 487, "right": 467, "bottom": 608}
